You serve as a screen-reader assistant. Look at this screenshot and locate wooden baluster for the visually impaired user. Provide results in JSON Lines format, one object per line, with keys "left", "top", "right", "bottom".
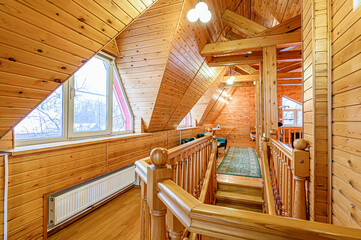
{"left": 140, "top": 179, "right": 150, "bottom": 240}
{"left": 176, "top": 155, "right": 181, "bottom": 185}
{"left": 147, "top": 148, "right": 172, "bottom": 240}
{"left": 287, "top": 158, "right": 292, "bottom": 217}
{"left": 188, "top": 152, "right": 192, "bottom": 194}
{"left": 169, "top": 157, "right": 177, "bottom": 182}
{"left": 182, "top": 153, "right": 187, "bottom": 190}
{"left": 292, "top": 139, "right": 310, "bottom": 220}
{"left": 167, "top": 211, "right": 183, "bottom": 240}
{"left": 192, "top": 150, "right": 196, "bottom": 197}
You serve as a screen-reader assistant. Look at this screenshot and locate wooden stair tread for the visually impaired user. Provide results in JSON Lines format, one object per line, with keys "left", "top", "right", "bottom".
{"left": 215, "top": 202, "right": 263, "bottom": 212}
{"left": 217, "top": 175, "right": 263, "bottom": 189}
{"left": 216, "top": 191, "right": 264, "bottom": 205}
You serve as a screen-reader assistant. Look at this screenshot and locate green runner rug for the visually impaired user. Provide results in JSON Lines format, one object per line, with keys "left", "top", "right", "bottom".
{"left": 217, "top": 146, "right": 262, "bottom": 178}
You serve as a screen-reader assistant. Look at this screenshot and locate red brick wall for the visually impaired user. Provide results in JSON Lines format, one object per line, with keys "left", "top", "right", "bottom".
{"left": 213, "top": 86, "right": 256, "bottom": 145}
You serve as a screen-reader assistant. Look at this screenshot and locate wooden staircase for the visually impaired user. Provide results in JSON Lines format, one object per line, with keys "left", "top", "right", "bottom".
{"left": 215, "top": 176, "right": 264, "bottom": 213}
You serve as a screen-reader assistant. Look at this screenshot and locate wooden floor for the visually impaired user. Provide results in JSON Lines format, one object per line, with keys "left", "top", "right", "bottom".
{"left": 49, "top": 143, "right": 260, "bottom": 240}
{"left": 49, "top": 187, "right": 141, "bottom": 240}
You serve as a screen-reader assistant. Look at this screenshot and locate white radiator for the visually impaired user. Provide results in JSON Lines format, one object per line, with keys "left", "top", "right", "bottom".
{"left": 48, "top": 166, "right": 135, "bottom": 227}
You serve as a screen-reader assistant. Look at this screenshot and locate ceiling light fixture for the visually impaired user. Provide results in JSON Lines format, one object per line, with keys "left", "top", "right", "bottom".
{"left": 226, "top": 67, "right": 234, "bottom": 85}
{"left": 187, "top": 1, "right": 212, "bottom": 23}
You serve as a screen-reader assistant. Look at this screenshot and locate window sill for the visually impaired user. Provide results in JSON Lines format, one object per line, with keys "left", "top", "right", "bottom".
{"left": 1, "top": 132, "right": 150, "bottom": 156}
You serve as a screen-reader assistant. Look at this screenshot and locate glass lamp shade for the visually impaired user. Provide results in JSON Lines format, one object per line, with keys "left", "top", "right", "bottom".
{"left": 227, "top": 76, "right": 235, "bottom": 85}
{"left": 195, "top": 2, "right": 208, "bottom": 13}
{"left": 199, "top": 9, "right": 212, "bottom": 23}
{"left": 187, "top": 8, "right": 198, "bottom": 22}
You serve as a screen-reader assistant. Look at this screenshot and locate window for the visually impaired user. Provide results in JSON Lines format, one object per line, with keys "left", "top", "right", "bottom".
{"left": 15, "top": 53, "right": 133, "bottom": 145}
{"left": 15, "top": 86, "right": 64, "bottom": 141}
{"left": 354, "top": 0, "right": 361, "bottom": 11}
{"left": 281, "top": 96, "right": 302, "bottom": 127}
{"left": 178, "top": 112, "right": 192, "bottom": 128}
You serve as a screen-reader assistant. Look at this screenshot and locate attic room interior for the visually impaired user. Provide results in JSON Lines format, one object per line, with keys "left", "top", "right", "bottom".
{"left": 0, "top": 0, "right": 361, "bottom": 239}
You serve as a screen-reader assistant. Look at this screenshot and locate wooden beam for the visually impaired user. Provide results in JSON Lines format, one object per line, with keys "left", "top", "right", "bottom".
{"left": 208, "top": 50, "right": 301, "bottom": 66}
{"left": 223, "top": 75, "right": 259, "bottom": 82}
{"left": 255, "top": 15, "right": 301, "bottom": 37}
{"left": 208, "top": 53, "right": 262, "bottom": 66}
{"left": 222, "top": 72, "right": 301, "bottom": 82}
{"left": 278, "top": 62, "right": 302, "bottom": 73}
{"left": 225, "top": 30, "right": 242, "bottom": 40}
{"left": 236, "top": 65, "right": 258, "bottom": 74}
{"left": 223, "top": 82, "right": 255, "bottom": 88}
{"left": 222, "top": 9, "right": 267, "bottom": 37}
{"left": 201, "top": 31, "right": 301, "bottom": 56}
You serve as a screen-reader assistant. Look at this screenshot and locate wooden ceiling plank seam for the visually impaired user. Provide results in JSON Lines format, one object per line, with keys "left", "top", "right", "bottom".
{"left": 0, "top": 27, "right": 86, "bottom": 67}
{"left": 17, "top": 0, "right": 114, "bottom": 42}
{"left": 1, "top": 0, "right": 103, "bottom": 51}
{"left": 73, "top": 0, "right": 126, "bottom": 31}
{"left": 92, "top": 0, "right": 133, "bottom": 24}
{"left": 0, "top": 72, "right": 61, "bottom": 91}
{"left": 0, "top": 11, "right": 94, "bottom": 59}
{"left": 0, "top": 43, "right": 78, "bottom": 75}
{"left": 47, "top": 0, "right": 119, "bottom": 37}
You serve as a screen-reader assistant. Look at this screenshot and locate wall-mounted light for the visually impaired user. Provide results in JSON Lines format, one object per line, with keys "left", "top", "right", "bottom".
{"left": 187, "top": 1, "right": 212, "bottom": 23}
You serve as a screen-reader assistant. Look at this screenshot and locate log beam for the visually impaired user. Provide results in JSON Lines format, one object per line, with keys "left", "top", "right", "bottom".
{"left": 222, "top": 9, "right": 267, "bottom": 36}
{"left": 207, "top": 50, "right": 301, "bottom": 66}
{"left": 201, "top": 32, "right": 301, "bottom": 56}
{"left": 255, "top": 15, "right": 301, "bottom": 37}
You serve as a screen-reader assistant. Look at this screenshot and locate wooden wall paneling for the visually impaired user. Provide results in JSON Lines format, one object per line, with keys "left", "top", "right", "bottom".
{"left": 1, "top": 126, "right": 205, "bottom": 238}
{"left": 302, "top": 0, "right": 330, "bottom": 223}
{"left": 331, "top": 0, "right": 361, "bottom": 228}
{"left": 212, "top": 87, "right": 256, "bottom": 145}
{"left": 0, "top": 0, "right": 158, "bottom": 140}
{"left": 115, "top": 0, "right": 184, "bottom": 132}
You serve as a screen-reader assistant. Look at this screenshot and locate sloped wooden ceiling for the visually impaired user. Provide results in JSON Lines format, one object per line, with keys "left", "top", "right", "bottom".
{"left": 145, "top": 0, "right": 241, "bottom": 132}
{"left": 0, "top": 0, "right": 158, "bottom": 140}
{"left": 115, "top": 0, "right": 184, "bottom": 132}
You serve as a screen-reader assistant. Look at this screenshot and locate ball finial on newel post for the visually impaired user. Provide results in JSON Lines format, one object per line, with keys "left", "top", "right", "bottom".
{"left": 150, "top": 148, "right": 168, "bottom": 167}
{"left": 293, "top": 139, "right": 308, "bottom": 150}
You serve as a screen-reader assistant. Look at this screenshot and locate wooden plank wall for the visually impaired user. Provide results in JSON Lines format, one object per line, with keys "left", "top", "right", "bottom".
{"left": 331, "top": 0, "right": 361, "bottom": 228}
{"left": 302, "top": 0, "right": 330, "bottom": 222}
{"left": 0, "top": 0, "right": 157, "bottom": 140}
{"left": 115, "top": 0, "right": 184, "bottom": 132}
{"left": 0, "top": 126, "right": 204, "bottom": 239}
{"left": 211, "top": 87, "right": 256, "bottom": 145}
{"left": 302, "top": 0, "right": 315, "bottom": 221}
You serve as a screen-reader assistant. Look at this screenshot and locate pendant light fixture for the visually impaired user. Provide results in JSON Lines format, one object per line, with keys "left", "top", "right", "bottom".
{"left": 226, "top": 67, "right": 235, "bottom": 85}
{"left": 187, "top": 1, "right": 212, "bottom": 23}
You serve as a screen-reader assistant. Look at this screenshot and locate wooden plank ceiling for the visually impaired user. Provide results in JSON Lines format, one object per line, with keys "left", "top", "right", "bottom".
{"left": 0, "top": 0, "right": 302, "bottom": 139}
{"left": 0, "top": 0, "right": 158, "bottom": 140}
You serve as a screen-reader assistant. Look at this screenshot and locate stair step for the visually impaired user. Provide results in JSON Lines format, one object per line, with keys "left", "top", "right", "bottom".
{"left": 216, "top": 190, "right": 264, "bottom": 207}
{"left": 216, "top": 202, "right": 263, "bottom": 213}
{"left": 217, "top": 179, "right": 263, "bottom": 197}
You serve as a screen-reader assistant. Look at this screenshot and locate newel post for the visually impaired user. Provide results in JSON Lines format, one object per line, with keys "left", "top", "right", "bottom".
{"left": 292, "top": 139, "right": 310, "bottom": 220}
{"left": 261, "top": 137, "right": 269, "bottom": 161}
{"left": 269, "top": 129, "right": 277, "bottom": 140}
{"left": 147, "top": 148, "right": 172, "bottom": 240}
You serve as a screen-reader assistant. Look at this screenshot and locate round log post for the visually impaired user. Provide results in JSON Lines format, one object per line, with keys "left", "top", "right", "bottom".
{"left": 147, "top": 148, "right": 172, "bottom": 240}
{"left": 292, "top": 139, "right": 310, "bottom": 220}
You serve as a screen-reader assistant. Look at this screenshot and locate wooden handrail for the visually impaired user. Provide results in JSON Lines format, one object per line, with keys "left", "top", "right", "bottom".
{"left": 136, "top": 134, "right": 216, "bottom": 240}
{"left": 269, "top": 138, "right": 293, "bottom": 159}
{"left": 261, "top": 137, "right": 276, "bottom": 215}
{"left": 157, "top": 179, "right": 361, "bottom": 240}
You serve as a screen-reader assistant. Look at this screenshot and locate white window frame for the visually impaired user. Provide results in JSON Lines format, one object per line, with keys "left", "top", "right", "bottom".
{"left": 177, "top": 112, "right": 193, "bottom": 129}
{"left": 15, "top": 52, "right": 134, "bottom": 146}
{"left": 281, "top": 96, "right": 302, "bottom": 128}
